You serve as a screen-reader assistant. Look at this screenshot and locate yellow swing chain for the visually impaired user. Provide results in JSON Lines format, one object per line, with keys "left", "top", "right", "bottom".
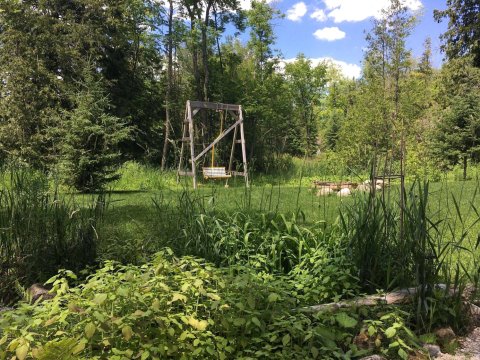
{"left": 210, "top": 110, "right": 224, "bottom": 167}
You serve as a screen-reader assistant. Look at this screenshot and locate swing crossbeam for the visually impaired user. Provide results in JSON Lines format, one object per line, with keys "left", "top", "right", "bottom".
{"left": 177, "top": 100, "right": 248, "bottom": 189}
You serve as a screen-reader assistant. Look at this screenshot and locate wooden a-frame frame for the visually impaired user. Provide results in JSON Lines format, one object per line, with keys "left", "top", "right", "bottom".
{"left": 177, "top": 100, "right": 249, "bottom": 189}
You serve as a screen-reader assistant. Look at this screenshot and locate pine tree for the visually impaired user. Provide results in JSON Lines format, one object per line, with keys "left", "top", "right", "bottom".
{"left": 58, "top": 67, "right": 129, "bottom": 191}
{"left": 433, "top": 58, "right": 480, "bottom": 179}
{"left": 434, "top": 0, "right": 480, "bottom": 67}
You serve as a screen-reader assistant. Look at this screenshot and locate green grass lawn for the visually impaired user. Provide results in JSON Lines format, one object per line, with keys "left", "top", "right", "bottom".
{"left": 86, "top": 162, "right": 480, "bottom": 267}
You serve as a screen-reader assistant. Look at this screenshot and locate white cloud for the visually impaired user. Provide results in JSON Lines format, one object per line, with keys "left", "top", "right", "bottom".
{"left": 238, "top": 0, "right": 277, "bottom": 11}
{"left": 281, "top": 57, "right": 361, "bottom": 79}
{"left": 310, "top": 8, "right": 327, "bottom": 22}
{"left": 320, "top": 57, "right": 361, "bottom": 78}
{"left": 323, "top": 0, "right": 422, "bottom": 23}
{"left": 313, "top": 27, "right": 346, "bottom": 41}
{"left": 286, "top": 2, "right": 307, "bottom": 21}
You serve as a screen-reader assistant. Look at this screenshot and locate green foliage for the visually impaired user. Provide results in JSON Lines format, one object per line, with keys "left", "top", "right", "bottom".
{"left": 362, "top": 310, "right": 419, "bottom": 359}
{"left": 0, "top": 250, "right": 369, "bottom": 359}
{"left": 152, "top": 192, "right": 357, "bottom": 283}
{"left": 433, "top": 57, "right": 480, "bottom": 179}
{"left": 434, "top": 0, "right": 480, "bottom": 67}
{"left": 58, "top": 66, "right": 130, "bottom": 191}
{"left": 112, "top": 162, "right": 177, "bottom": 191}
{"left": 0, "top": 167, "right": 102, "bottom": 304}
{"left": 285, "top": 54, "right": 328, "bottom": 155}
{"left": 289, "top": 245, "right": 360, "bottom": 305}
{"left": 0, "top": 0, "right": 164, "bottom": 172}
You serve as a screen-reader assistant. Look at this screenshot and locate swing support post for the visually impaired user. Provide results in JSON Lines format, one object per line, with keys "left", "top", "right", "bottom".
{"left": 177, "top": 101, "right": 249, "bottom": 189}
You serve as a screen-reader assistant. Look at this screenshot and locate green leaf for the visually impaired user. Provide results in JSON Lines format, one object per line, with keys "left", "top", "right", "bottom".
{"left": 170, "top": 293, "right": 187, "bottom": 303}
{"left": 122, "top": 325, "right": 133, "bottom": 341}
{"left": 398, "top": 348, "right": 408, "bottom": 360}
{"left": 282, "top": 334, "right": 291, "bottom": 346}
{"left": 93, "top": 293, "right": 108, "bottom": 305}
{"left": 384, "top": 327, "right": 396, "bottom": 338}
{"left": 368, "top": 325, "right": 376, "bottom": 336}
{"left": 335, "top": 312, "right": 357, "bottom": 328}
{"left": 85, "top": 323, "right": 96, "bottom": 339}
{"left": 71, "top": 342, "right": 85, "bottom": 355}
{"left": 251, "top": 317, "right": 261, "bottom": 328}
{"left": 188, "top": 317, "right": 208, "bottom": 331}
{"left": 16, "top": 344, "right": 29, "bottom": 360}
{"left": 116, "top": 287, "right": 128, "bottom": 297}
{"left": 267, "top": 293, "right": 280, "bottom": 302}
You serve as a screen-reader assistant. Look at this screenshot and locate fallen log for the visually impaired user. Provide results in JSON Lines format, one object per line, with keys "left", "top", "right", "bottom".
{"left": 299, "top": 285, "right": 480, "bottom": 314}
{"left": 299, "top": 287, "right": 417, "bottom": 313}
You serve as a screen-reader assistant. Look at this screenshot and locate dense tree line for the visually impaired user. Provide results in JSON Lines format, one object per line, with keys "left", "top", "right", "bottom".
{"left": 0, "top": 0, "right": 478, "bottom": 189}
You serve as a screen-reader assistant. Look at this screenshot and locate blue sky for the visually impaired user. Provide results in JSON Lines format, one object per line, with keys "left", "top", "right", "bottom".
{"left": 244, "top": 0, "right": 449, "bottom": 77}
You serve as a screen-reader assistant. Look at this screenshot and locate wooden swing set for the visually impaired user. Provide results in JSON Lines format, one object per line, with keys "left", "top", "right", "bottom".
{"left": 177, "top": 100, "right": 249, "bottom": 189}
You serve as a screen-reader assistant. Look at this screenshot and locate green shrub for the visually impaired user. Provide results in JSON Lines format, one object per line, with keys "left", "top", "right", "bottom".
{"left": 0, "top": 250, "right": 368, "bottom": 359}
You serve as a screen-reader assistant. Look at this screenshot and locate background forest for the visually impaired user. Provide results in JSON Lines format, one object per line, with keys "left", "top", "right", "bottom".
{"left": 1, "top": 0, "right": 479, "bottom": 191}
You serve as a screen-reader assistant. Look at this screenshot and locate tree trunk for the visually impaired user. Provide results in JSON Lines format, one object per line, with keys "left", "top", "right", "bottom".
{"left": 161, "top": 0, "right": 174, "bottom": 170}
{"left": 202, "top": 2, "right": 212, "bottom": 102}
{"left": 186, "top": 6, "right": 202, "bottom": 101}
{"left": 463, "top": 155, "right": 468, "bottom": 180}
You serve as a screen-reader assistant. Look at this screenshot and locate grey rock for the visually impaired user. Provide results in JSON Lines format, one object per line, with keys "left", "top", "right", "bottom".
{"left": 424, "top": 344, "right": 442, "bottom": 358}
{"left": 359, "top": 356, "right": 386, "bottom": 360}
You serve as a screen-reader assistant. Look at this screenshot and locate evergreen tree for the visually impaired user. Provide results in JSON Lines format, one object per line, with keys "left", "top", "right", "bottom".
{"left": 433, "top": 58, "right": 480, "bottom": 179}
{"left": 434, "top": 0, "right": 480, "bottom": 67}
{"left": 58, "top": 67, "right": 129, "bottom": 191}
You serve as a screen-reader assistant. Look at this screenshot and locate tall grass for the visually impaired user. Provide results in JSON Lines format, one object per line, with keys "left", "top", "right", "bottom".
{"left": 152, "top": 188, "right": 330, "bottom": 272}
{"left": 340, "top": 178, "right": 480, "bottom": 331}
{"left": 0, "top": 167, "right": 103, "bottom": 304}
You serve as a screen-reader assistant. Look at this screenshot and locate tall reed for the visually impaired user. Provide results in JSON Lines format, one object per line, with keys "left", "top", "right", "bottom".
{"left": 341, "top": 178, "right": 480, "bottom": 331}
{"left": 0, "top": 166, "right": 103, "bottom": 304}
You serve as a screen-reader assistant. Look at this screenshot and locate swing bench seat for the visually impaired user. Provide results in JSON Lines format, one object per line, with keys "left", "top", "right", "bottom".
{"left": 203, "top": 167, "right": 231, "bottom": 179}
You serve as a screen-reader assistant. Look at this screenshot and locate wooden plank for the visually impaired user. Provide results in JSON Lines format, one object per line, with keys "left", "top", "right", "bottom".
{"left": 231, "top": 171, "right": 245, "bottom": 176}
{"left": 193, "top": 118, "right": 243, "bottom": 162}
{"left": 227, "top": 110, "right": 240, "bottom": 121}
{"left": 228, "top": 126, "right": 238, "bottom": 174}
{"left": 239, "top": 107, "right": 249, "bottom": 187}
{"left": 189, "top": 101, "right": 241, "bottom": 111}
{"left": 176, "top": 106, "right": 188, "bottom": 184}
{"left": 178, "top": 171, "right": 193, "bottom": 176}
{"left": 187, "top": 103, "right": 197, "bottom": 189}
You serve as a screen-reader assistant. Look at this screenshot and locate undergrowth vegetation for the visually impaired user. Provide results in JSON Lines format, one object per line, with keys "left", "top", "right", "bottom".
{"left": 1, "top": 166, "right": 480, "bottom": 359}
{"left": 0, "top": 250, "right": 421, "bottom": 360}
{"left": 0, "top": 167, "right": 103, "bottom": 304}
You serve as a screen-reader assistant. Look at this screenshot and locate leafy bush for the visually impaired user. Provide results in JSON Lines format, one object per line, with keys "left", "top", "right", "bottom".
{"left": 2, "top": 250, "right": 428, "bottom": 359}
{"left": 0, "top": 250, "right": 369, "bottom": 359}
{"left": 157, "top": 196, "right": 347, "bottom": 275}
{"left": 361, "top": 310, "right": 419, "bottom": 360}
{"left": 289, "top": 243, "right": 359, "bottom": 305}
